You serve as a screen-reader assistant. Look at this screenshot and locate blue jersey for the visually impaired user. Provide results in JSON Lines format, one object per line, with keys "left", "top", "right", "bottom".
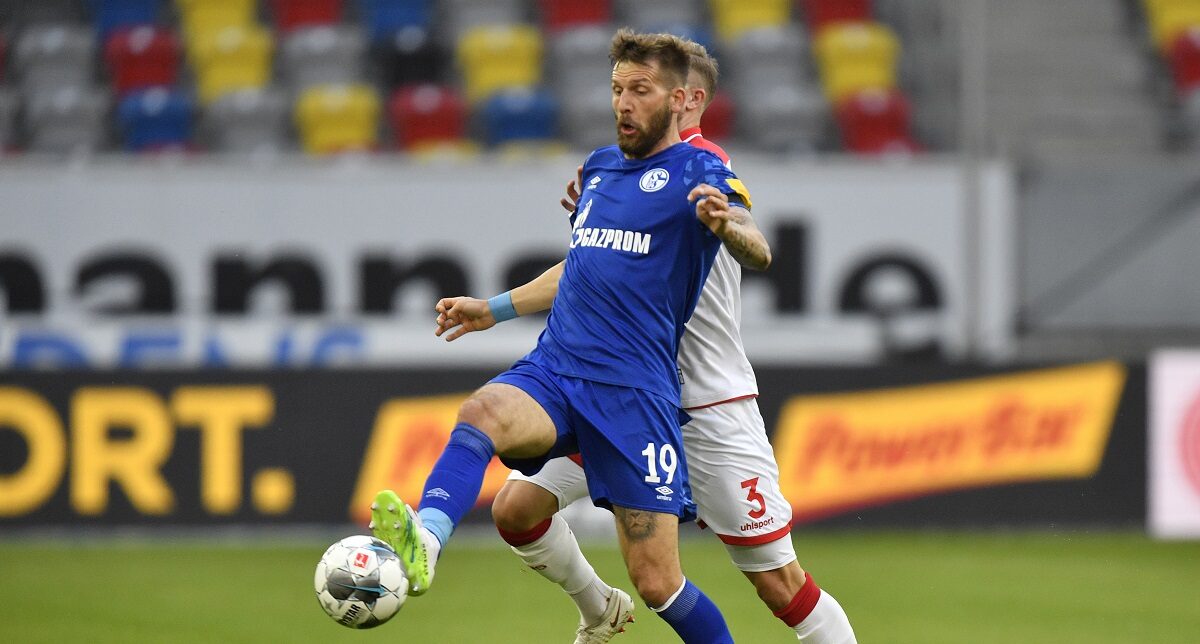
{"left": 525, "top": 141, "right": 748, "bottom": 403}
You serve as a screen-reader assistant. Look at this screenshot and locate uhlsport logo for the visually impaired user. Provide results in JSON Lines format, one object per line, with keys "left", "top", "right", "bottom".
{"left": 640, "top": 168, "right": 669, "bottom": 192}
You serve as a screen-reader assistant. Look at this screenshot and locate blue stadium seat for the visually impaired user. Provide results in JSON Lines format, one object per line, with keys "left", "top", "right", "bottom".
{"left": 117, "top": 87, "right": 194, "bottom": 150}
{"left": 479, "top": 87, "right": 559, "bottom": 146}
{"left": 88, "top": 0, "right": 162, "bottom": 40}
{"left": 356, "top": 0, "right": 432, "bottom": 42}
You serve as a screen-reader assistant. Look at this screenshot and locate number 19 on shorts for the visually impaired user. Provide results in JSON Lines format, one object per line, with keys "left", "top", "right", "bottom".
{"left": 642, "top": 443, "right": 677, "bottom": 485}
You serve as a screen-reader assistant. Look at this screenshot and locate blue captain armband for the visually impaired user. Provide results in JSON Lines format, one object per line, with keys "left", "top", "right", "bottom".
{"left": 487, "top": 291, "right": 518, "bottom": 323}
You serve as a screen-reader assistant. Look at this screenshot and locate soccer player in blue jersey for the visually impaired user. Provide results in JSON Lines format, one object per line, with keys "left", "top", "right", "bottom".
{"left": 369, "top": 30, "right": 770, "bottom": 643}
{"left": 436, "top": 43, "right": 856, "bottom": 644}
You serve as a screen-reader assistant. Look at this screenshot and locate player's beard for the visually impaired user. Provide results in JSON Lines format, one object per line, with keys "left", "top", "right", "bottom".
{"left": 616, "top": 100, "right": 674, "bottom": 158}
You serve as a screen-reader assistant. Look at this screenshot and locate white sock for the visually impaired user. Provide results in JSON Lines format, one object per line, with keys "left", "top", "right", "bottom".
{"left": 510, "top": 514, "right": 611, "bottom": 625}
{"left": 795, "top": 590, "right": 856, "bottom": 643}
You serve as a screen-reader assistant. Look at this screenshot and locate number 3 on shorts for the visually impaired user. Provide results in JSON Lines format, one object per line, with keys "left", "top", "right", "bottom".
{"left": 641, "top": 443, "right": 677, "bottom": 485}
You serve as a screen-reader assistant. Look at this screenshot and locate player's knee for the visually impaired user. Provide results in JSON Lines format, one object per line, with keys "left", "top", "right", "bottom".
{"left": 626, "top": 563, "right": 682, "bottom": 607}
{"left": 747, "top": 562, "right": 807, "bottom": 612}
{"left": 491, "top": 484, "right": 550, "bottom": 533}
{"left": 457, "top": 392, "right": 507, "bottom": 440}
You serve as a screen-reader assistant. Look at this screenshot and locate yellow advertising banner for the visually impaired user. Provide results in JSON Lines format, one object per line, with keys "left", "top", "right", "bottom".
{"left": 774, "top": 362, "right": 1127, "bottom": 522}
{"left": 348, "top": 394, "right": 512, "bottom": 524}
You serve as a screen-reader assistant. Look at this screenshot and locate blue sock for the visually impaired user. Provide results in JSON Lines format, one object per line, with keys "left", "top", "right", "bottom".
{"left": 651, "top": 579, "right": 733, "bottom": 644}
{"left": 415, "top": 423, "right": 495, "bottom": 547}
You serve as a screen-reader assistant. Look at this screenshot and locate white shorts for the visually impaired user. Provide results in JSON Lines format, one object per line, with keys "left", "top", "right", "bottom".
{"left": 507, "top": 397, "right": 796, "bottom": 572}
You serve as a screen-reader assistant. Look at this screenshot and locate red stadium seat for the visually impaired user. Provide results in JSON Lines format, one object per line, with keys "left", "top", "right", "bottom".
{"left": 539, "top": 0, "right": 611, "bottom": 32}
{"left": 835, "top": 88, "right": 918, "bottom": 154}
{"left": 105, "top": 26, "right": 182, "bottom": 95}
{"left": 1170, "top": 27, "right": 1200, "bottom": 97}
{"left": 388, "top": 83, "right": 467, "bottom": 149}
{"left": 699, "top": 91, "right": 736, "bottom": 143}
{"left": 800, "top": 0, "right": 871, "bottom": 33}
{"left": 269, "top": 0, "right": 345, "bottom": 33}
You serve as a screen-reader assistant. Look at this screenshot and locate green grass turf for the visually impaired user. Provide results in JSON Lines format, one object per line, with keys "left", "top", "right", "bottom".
{"left": 1, "top": 531, "right": 1198, "bottom": 643}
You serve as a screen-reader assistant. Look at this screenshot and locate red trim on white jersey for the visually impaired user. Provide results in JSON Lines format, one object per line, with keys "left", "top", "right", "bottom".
{"left": 680, "top": 126, "right": 730, "bottom": 166}
{"left": 714, "top": 520, "right": 793, "bottom": 546}
{"left": 683, "top": 393, "right": 758, "bottom": 411}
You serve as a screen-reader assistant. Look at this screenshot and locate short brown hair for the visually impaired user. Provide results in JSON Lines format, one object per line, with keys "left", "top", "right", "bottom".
{"left": 683, "top": 40, "right": 719, "bottom": 107}
{"left": 609, "top": 28, "right": 690, "bottom": 89}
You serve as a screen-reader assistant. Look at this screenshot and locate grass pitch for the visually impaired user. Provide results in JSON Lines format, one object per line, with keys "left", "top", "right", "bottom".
{"left": 1, "top": 530, "right": 1197, "bottom": 643}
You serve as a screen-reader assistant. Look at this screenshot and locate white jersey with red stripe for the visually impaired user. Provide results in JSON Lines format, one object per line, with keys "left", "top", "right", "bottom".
{"left": 677, "top": 127, "right": 759, "bottom": 409}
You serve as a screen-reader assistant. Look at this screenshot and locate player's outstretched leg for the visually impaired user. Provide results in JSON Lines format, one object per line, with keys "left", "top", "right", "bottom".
{"left": 370, "top": 489, "right": 438, "bottom": 595}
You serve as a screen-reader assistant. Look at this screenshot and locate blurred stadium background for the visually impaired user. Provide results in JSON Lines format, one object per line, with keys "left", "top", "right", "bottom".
{"left": 3, "top": 0, "right": 1200, "bottom": 642}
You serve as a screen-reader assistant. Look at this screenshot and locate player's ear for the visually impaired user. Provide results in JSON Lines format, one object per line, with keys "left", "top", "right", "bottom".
{"left": 670, "top": 86, "right": 687, "bottom": 113}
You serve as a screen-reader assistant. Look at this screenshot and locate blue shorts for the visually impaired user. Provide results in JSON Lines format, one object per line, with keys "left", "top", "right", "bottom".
{"left": 490, "top": 359, "right": 697, "bottom": 521}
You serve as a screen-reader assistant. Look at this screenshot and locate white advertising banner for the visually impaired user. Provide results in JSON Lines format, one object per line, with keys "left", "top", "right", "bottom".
{"left": 0, "top": 156, "right": 1013, "bottom": 368}
{"left": 1149, "top": 350, "right": 1200, "bottom": 539}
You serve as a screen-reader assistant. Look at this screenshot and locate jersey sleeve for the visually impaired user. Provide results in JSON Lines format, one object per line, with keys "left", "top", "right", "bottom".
{"left": 690, "top": 150, "right": 753, "bottom": 210}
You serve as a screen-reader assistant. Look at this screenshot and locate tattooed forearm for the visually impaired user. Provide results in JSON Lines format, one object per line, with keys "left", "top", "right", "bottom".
{"left": 716, "top": 207, "right": 772, "bottom": 271}
{"left": 615, "top": 507, "right": 657, "bottom": 542}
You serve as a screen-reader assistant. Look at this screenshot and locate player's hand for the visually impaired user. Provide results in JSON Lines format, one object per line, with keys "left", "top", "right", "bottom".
{"left": 560, "top": 165, "right": 584, "bottom": 212}
{"left": 689, "top": 183, "right": 734, "bottom": 234}
{"left": 434, "top": 296, "right": 496, "bottom": 342}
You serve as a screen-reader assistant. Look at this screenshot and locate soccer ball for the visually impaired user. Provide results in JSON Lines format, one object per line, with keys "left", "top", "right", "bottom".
{"left": 314, "top": 535, "right": 408, "bottom": 629}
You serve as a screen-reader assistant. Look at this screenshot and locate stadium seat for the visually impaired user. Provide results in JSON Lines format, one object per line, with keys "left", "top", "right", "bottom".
{"left": 281, "top": 26, "right": 367, "bottom": 92}
{"left": 479, "top": 87, "right": 559, "bottom": 146}
{"left": 439, "top": 0, "right": 530, "bottom": 45}
{"left": 1183, "top": 86, "right": 1200, "bottom": 146}
{"left": 13, "top": 26, "right": 96, "bottom": 97}
{"left": 640, "top": 22, "right": 717, "bottom": 59}
{"left": 24, "top": 86, "right": 110, "bottom": 154}
{"left": 295, "top": 83, "right": 381, "bottom": 154}
{"left": 104, "top": 26, "right": 181, "bottom": 95}
{"left": 117, "top": 87, "right": 194, "bottom": 151}
{"left": 709, "top": 0, "right": 791, "bottom": 42}
{"left": 456, "top": 25, "right": 543, "bottom": 103}
{"left": 800, "top": 0, "right": 872, "bottom": 33}
{"left": 1144, "top": 0, "right": 1200, "bottom": 52}
{"left": 1170, "top": 27, "right": 1200, "bottom": 96}
{"left": 200, "top": 87, "right": 290, "bottom": 152}
{"left": 559, "top": 83, "right": 614, "bottom": 151}
{"left": 190, "top": 25, "right": 274, "bottom": 104}
{"left": 723, "top": 25, "right": 812, "bottom": 97}
{"left": 372, "top": 25, "right": 444, "bottom": 88}
{"left": 538, "top": 0, "right": 611, "bottom": 32}
{"left": 547, "top": 26, "right": 615, "bottom": 98}
{"left": 736, "top": 82, "right": 828, "bottom": 152}
{"left": 835, "top": 88, "right": 917, "bottom": 154}
{"left": 613, "top": 0, "right": 703, "bottom": 30}
{"left": 698, "top": 90, "right": 735, "bottom": 142}
{"left": 357, "top": 0, "right": 433, "bottom": 42}
{"left": 269, "top": 0, "right": 344, "bottom": 33}
{"left": 387, "top": 83, "right": 466, "bottom": 149}
{"left": 89, "top": 0, "right": 162, "bottom": 40}
{"left": 0, "top": 33, "right": 8, "bottom": 83}
{"left": 176, "top": 0, "right": 257, "bottom": 48}
{"left": 813, "top": 22, "right": 898, "bottom": 102}
{"left": 0, "top": 88, "right": 17, "bottom": 150}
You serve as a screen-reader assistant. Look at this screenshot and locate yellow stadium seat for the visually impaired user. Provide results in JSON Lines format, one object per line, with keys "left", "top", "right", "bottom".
{"left": 814, "top": 22, "right": 899, "bottom": 103}
{"left": 709, "top": 0, "right": 791, "bottom": 42}
{"left": 190, "top": 25, "right": 274, "bottom": 104}
{"left": 457, "top": 25, "right": 543, "bottom": 104}
{"left": 176, "top": 0, "right": 257, "bottom": 38}
{"left": 295, "top": 84, "right": 381, "bottom": 155}
{"left": 1143, "top": 0, "right": 1200, "bottom": 51}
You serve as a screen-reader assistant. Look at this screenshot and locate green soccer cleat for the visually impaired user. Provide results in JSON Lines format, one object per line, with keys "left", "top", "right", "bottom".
{"left": 369, "top": 489, "right": 435, "bottom": 596}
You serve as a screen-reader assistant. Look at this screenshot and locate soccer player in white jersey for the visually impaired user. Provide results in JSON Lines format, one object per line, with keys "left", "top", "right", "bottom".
{"left": 433, "top": 42, "right": 857, "bottom": 644}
